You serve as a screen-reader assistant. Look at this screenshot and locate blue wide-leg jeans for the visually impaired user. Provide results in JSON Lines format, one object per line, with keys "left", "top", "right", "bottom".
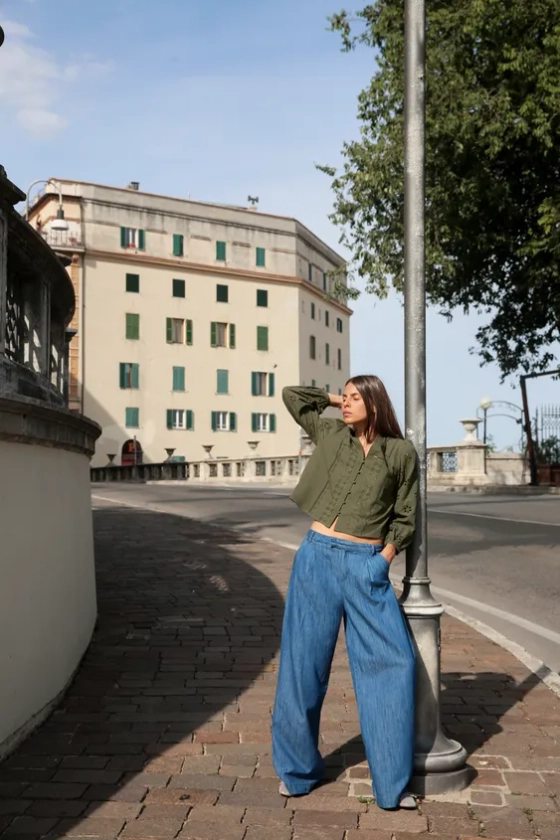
{"left": 271, "top": 530, "right": 416, "bottom": 809}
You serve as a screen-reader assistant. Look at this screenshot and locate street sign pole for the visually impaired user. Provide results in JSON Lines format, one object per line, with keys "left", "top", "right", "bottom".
{"left": 399, "top": 0, "right": 473, "bottom": 795}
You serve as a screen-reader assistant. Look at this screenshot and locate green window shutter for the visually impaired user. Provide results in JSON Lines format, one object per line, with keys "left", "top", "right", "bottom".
{"left": 269, "top": 413, "right": 276, "bottom": 433}
{"left": 210, "top": 321, "right": 217, "bottom": 347}
{"left": 173, "top": 366, "right": 185, "bottom": 391}
{"left": 126, "top": 273, "right": 139, "bottom": 292}
{"left": 229, "top": 412, "right": 237, "bottom": 432}
{"left": 256, "top": 247, "right": 265, "bottom": 267}
{"left": 256, "top": 289, "right": 268, "bottom": 307}
{"left": 257, "top": 326, "right": 268, "bottom": 351}
{"left": 125, "top": 407, "right": 139, "bottom": 428}
{"left": 326, "top": 343, "right": 330, "bottom": 365}
{"left": 173, "top": 234, "right": 184, "bottom": 256}
{"left": 251, "top": 413, "right": 258, "bottom": 433}
{"left": 268, "top": 372, "right": 275, "bottom": 397}
{"left": 138, "top": 229, "right": 145, "bottom": 250}
{"left": 229, "top": 323, "right": 236, "bottom": 348}
{"left": 211, "top": 411, "right": 217, "bottom": 431}
{"left": 186, "top": 319, "right": 193, "bottom": 345}
{"left": 186, "top": 410, "right": 194, "bottom": 431}
{"left": 323, "top": 272, "right": 327, "bottom": 291}
{"left": 308, "top": 263, "right": 313, "bottom": 282}
{"left": 216, "top": 240, "right": 226, "bottom": 261}
{"left": 131, "top": 364, "right": 139, "bottom": 389}
{"left": 120, "top": 227, "right": 127, "bottom": 248}
{"left": 217, "top": 284, "right": 229, "bottom": 303}
{"left": 217, "top": 369, "right": 228, "bottom": 394}
{"left": 173, "top": 278, "right": 185, "bottom": 298}
{"left": 126, "top": 313, "right": 139, "bottom": 340}
{"left": 167, "top": 409, "right": 173, "bottom": 430}
{"left": 310, "top": 335, "right": 316, "bottom": 359}
{"left": 166, "top": 317, "right": 173, "bottom": 343}
{"left": 251, "top": 371, "right": 258, "bottom": 396}
{"left": 119, "top": 363, "right": 126, "bottom": 389}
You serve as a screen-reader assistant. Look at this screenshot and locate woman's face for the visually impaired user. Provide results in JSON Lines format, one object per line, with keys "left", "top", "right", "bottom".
{"left": 342, "top": 382, "right": 369, "bottom": 427}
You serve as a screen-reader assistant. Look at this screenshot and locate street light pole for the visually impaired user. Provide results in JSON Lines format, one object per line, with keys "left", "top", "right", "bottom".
{"left": 400, "top": 0, "right": 473, "bottom": 794}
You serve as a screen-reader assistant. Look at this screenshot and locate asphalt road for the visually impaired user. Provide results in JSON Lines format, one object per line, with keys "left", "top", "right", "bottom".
{"left": 91, "top": 483, "right": 560, "bottom": 672}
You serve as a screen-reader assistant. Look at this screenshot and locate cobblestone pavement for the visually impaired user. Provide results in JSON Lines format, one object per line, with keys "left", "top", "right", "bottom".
{"left": 1, "top": 502, "right": 559, "bottom": 840}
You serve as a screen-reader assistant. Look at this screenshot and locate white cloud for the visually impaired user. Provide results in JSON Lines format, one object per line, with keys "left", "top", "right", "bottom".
{"left": 0, "top": 19, "right": 114, "bottom": 138}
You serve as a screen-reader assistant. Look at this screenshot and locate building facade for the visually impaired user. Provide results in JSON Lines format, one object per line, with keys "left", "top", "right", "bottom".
{"left": 28, "top": 180, "right": 351, "bottom": 467}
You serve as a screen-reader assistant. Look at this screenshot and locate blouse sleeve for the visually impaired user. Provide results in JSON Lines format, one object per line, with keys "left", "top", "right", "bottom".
{"left": 385, "top": 439, "right": 419, "bottom": 553}
{"left": 282, "top": 386, "right": 342, "bottom": 445}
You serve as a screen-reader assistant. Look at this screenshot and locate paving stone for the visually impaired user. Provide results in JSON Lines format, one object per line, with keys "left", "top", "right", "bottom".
{"left": 292, "top": 829, "right": 346, "bottom": 840}
{"left": 242, "top": 807, "right": 292, "bottom": 825}
{"left": 139, "top": 807, "right": 191, "bottom": 821}
{"left": 359, "top": 809, "right": 429, "bottom": 833}
{"left": 293, "top": 809, "right": 358, "bottom": 828}
{"left": 177, "top": 825, "right": 245, "bottom": 840}
{"left": 57, "top": 817, "right": 127, "bottom": 836}
{"left": 4, "top": 816, "right": 59, "bottom": 834}
{"left": 503, "top": 770, "right": 551, "bottom": 795}
{"left": 84, "top": 803, "right": 142, "bottom": 819}
{"left": 143, "top": 792, "right": 217, "bottom": 808}
{"left": 179, "top": 759, "right": 220, "bottom": 776}
{"left": 345, "top": 832, "right": 394, "bottom": 840}
{"left": 23, "top": 784, "right": 88, "bottom": 801}
{"left": 0, "top": 803, "right": 31, "bottom": 817}
{"left": 185, "top": 805, "right": 244, "bottom": 824}
{"left": 168, "top": 776, "right": 234, "bottom": 793}
{"left": 81, "top": 785, "right": 148, "bottom": 803}
{"left": 120, "top": 818, "right": 184, "bottom": 839}
{"left": 243, "top": 829, "right": 291, "bottom": 840}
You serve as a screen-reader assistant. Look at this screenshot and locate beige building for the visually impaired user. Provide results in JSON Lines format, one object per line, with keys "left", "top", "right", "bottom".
{"left": 28, "top": 180, "right": 351, "bottom": 467}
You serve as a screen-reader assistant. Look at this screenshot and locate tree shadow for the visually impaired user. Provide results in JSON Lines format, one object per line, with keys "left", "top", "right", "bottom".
{"left": 0, "top": 505, "right": 284, "bottom": 837}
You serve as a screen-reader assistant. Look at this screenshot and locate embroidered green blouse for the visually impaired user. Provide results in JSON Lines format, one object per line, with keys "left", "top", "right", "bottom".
{"left": 283, "top": 386, "right": 418, "bottom": 552}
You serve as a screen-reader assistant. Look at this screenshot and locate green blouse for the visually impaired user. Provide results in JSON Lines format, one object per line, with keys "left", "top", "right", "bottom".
{"left": 283, "top": 386, "right": 418, "bottom": 552}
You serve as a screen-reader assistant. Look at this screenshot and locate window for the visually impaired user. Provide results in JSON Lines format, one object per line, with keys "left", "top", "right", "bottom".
{"left": 216, "top": 240, "right": 226, "bottom": 261}
{"left": 309, "top": 335, "right": 316, "bottom": 360}
{"left": 308, "top": 263, "right": 313, "bottom": 283}
{"left": 173, "top": 234, "right": 184, "bottom": 257}
{"left": 338, "top": 387, "right": 342, "bottom": 396}
{"left": 173, "top": 279, "right": 185, "bottom": 298}
{"left": 325, "top": 343, "right": 330, "bottom": 365}
{"left": 211, "top": 322, "right": 235, "bottom": 348}
{"left": 167, "top": 409, "right": 194, "bottom": 430}
{"left": 251, "top": 371, "right": 275, "bottom": 396}
{"left": 251, "top": 413, "right": 276, "bottom": 433}
{"left": 119, "top": 363, "right": 139, "bottom": 389}
{"left": 211, "top": 411, "right": 236, "bottom": 431}
{"left": 256, "top": 289, "right": 268, "bottom": 307}
{"left": 126, "top": 273, "right": 139, "bottom": 293}
{"left": 325, "top": 310, "right": 330, "bottom": 327}
{"left": 166, "top": 318, "right": 184, "bottom": 343}
{"left": 172, "top": 366, "right": 185, "bottom": 391}
{"left": 325, "top": 384, "right": 330, "bottom": 393}
{"left": 125, "top": 313, "right": 139, "bottom": 340}
{"left": 337, "top": 348, "right": 342, "bottom": 371}
{"left": 323, "top": 272, "right": 328, "bottom": 292}
{"left": 256, "top": 247, "right": 266, "bottom": 267}
{"left": 186, "top": 319, "right": 193, "bottom": 345}
{"left": 125, "top": 407, "right": 139, "bottom": 428}
{"left": 120, "top": 227, "right": 145, "bottom": 250}
{"left": 216, "top": 369, "right": 229, "bottom": 394}
{"left": 311, "top": 379, "right": 316, "bottom": 387}
{"left": 257, "top": 326, "right": 269, "bottom": 351}
{"left": 311, "top": 302, "right": 316, "bottom": 320}
{"left": 216, "top": 284, "right": 229, "bottom": 303}
{"left": 337, "top": 317, "right": 343, "bottom": 333}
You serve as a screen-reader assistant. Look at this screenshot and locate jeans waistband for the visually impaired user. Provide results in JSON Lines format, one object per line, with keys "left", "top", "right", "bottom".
{"left": 304, "top": 529, "right": 383, "bottom": 555}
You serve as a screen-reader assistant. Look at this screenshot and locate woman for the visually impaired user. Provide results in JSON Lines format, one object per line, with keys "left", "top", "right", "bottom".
{"left": 271, "top": 376, "right": 418, "bottom": 810}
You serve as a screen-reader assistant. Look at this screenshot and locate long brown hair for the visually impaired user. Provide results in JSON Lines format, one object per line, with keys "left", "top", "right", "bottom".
{"left": 346, "top": 375, "right": 404, "bottom": 442}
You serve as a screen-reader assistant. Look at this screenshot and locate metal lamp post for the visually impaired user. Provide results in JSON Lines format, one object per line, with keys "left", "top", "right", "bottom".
{"left": 479, "top": 397, "right": 493, "bottom": 445}
{"left": 399, "top": 0, "right": 473, "bottom": 794}
{"left": 25, "top": 179, "right": 69, "bottom": 231}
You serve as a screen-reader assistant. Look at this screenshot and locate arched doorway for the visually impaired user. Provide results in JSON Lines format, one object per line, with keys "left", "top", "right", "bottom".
{"left": 121, "top": 438, "right": 143, "bottom": 466}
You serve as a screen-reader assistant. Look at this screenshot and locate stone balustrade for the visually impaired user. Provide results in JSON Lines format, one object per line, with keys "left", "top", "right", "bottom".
{"left": 0, "top": 166, "right": 101, "bottom": 760}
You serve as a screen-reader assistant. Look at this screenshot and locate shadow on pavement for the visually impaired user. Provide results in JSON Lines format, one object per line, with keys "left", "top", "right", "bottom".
{"left": 0, "top": 505, "right": 284, "bottom": 838}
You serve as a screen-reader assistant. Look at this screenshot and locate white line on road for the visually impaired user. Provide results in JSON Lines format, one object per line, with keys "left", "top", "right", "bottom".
{"left": 428, "top": 507, "right": 560, "bottom": 527}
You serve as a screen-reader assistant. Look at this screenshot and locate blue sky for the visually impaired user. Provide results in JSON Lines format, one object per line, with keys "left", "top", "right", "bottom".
{"left": 1, "top": 0, "right": 557, "bottom": 448}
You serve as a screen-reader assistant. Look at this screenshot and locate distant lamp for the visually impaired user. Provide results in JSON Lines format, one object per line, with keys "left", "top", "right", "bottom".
{"left": 479, "top": 397, "right": 493, "bottom": 411}
{"left": 25, "top": 178, "right": 69, "bottom": 232}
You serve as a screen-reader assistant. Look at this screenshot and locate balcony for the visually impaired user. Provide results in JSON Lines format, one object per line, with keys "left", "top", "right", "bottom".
{"left": 39, "top": 227, "right": 83, "bottom": 250}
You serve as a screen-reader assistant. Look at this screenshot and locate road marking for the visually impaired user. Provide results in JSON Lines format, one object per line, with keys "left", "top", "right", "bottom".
{"left": 428, "top": 507, "right": 560, "bottom": 527}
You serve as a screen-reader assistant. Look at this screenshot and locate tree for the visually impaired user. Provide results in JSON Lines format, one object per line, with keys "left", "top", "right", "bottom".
{"left": 535, "top": 436, "right": 560, "bottom": 465}
{"left": 320, "top": 1, "right": 560, "bottom": 379}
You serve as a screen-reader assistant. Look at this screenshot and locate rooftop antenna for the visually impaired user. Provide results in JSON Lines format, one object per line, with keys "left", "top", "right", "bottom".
{"left": 247, "top": 195, "right": 259, "bottom": 209}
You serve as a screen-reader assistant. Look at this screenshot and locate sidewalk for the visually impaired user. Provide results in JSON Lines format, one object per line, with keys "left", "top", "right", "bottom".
{"left": 1, "top": 501, "right": 559, "bottom": 840}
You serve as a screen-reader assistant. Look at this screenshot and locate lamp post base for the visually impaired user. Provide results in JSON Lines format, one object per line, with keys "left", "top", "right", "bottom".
{"left": 410, "top": 763, "right": 476, "bottom": 797}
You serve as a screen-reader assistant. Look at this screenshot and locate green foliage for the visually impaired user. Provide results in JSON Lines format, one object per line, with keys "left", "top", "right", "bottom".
{"left": 320, "top": 1, "right": 560, "bottom": 378}
{"left": 535, "top": 435, "right": 560, "bottom": 464}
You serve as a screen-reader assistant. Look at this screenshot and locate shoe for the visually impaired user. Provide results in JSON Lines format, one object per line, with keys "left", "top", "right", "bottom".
{"left": 278, "top": 781, "right": 315, "bottom": 797}
{"left": 398, "top": 793, "right": 417, "bottom": 809}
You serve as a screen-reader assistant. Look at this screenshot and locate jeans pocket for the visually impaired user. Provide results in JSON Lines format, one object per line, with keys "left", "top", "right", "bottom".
{"left": 367, "top": 551, "right": 390, "bottom": 587}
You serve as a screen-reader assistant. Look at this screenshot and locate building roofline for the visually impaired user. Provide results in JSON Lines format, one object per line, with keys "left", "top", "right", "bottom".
{"left": 33, "top": 177, "right": 346, "bottom": 265}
